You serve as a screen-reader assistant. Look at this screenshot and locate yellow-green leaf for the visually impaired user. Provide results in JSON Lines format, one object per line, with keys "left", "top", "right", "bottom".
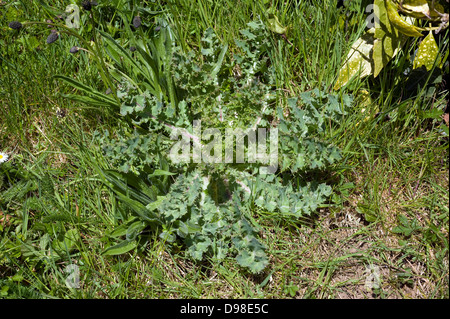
{"left": 267, "top": 13, "right": 287, "bottom": 34}
{"left": 413, "top": 31, "right": 439, "bottom": 70}
{"left": 374, "top": 0, "right": 391, "bottom": 39}
{"left": 401, "top": 0, "right": 445, "bottom": 19}
{"left": 334, "top": 29, "right": 374, "bottom": 90}
{"left": 386, "top": 0, "right": 424, "bottom": 37}
{"left": 401, "top": 0, "right": 431, "bottom": 19}
{"left": 426, "top": 1, "right": 446, "bottom": 19}
{"left": 373, "top": 0, "right": 406, "bottom": 77}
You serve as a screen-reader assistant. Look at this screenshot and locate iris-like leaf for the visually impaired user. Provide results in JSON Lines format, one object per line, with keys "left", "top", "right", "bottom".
{"left": 54, "top": 75, "right": 119, "bottom": 108}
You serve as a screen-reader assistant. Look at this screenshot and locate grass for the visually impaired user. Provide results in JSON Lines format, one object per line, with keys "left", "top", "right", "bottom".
{"left": 1, "top": 0, "right": 448, "bottom": 299}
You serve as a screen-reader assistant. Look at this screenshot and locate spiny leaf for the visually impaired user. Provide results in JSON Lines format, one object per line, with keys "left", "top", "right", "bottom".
{"left": 148, "top": 169, "right": 176, "bottom": 178}
{"left": 236, "top": 250, "right": 269, "bottom": 274}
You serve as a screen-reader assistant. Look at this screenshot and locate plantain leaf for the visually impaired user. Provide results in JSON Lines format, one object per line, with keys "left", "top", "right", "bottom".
{"left": 413, "top": 31, "right": 440, "bottom": 71}
{"left": 108, "top": 217, "right": 139, "bottom": 238}
{"left": 126, "top": 220, "right": 147, "bottom": 241}
{"left": 54, "top": 75, "right": 119, "bottom": 108}
{"left": 211, "top": 43, "right": 228, "bottom": 78}
{"left": 54, "top": 75, "right": 113, "bottom": 102}
{"left": 60, "top": 94, "right": 118, "bottom": 108}
{"left": 103, "top": 239, "right": 137, "bottom": 256}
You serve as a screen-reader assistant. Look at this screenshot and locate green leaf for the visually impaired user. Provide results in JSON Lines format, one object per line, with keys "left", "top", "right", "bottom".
{"left": 211, "top": 43, "right": 228, "bottom": 78}
{"left": 159, "top": 230, "right": 176, "bottom": 243}
{"left": 413, "top": 31, "right": 439, "bottom": 71}
{"left": 146, "top": 196, "right": 165, "bottom": 211}
{"left": 236, "top": 250, "right": 268, "bottom": 274}
{"left": 98, "top": 30, "right": 143, "bottom": 73}
{"left": 148, "top": 169, "right": 176, "bottom": 178}
{"left": 418, "top": 108, "right": 443, "bottom": 119}
{"left": 52, "top": 229, "right": 80, "bottom": 252}
{"left": 392, "top": 214, "right": 421, "bottom": 237}
{"left": 334, "top": 29, "right": 374, "bottom": 90}
{"left": 104, "top": 170, "right": 156, "bottom": 203}
{"left": 54, "top": 75, "right": 118, "bottom": 107}
{"left": 126, "top": 220, "right": 146, "bottom": 241}
{"left": 103, "top": 240, "right": 137, "bottom": 256}
{"left": 267, "top": 13, "right": 287, "bottom": 34}
{"left": 175, "top": 220, "right": 189, "bottom": 238}
{"left": 385, "top": 0, "right": 423, "bottom": 37}
{"left": 108, "top": 218, "right": 139, "bottom": 238}
{"left": 60, "top": 94, "right": 117, "bottom": 109}
{"left": 401, "top": 0, "right": 431, "bottom": 19}
{"left": 373, "top": 0, "right": 406, "bottom": 77}
{"left": 188, "top": 235, "right": 212, "bottom": 260}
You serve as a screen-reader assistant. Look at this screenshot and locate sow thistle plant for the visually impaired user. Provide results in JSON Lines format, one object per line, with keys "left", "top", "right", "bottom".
{"left": 7, "top": 8, "right": 351, "bottom": 273}
{"left": 89, "top": 19, "right": 352, "bottom": 273}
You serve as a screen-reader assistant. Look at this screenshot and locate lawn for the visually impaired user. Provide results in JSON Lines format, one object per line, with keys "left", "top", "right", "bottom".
{"left": 0, "top": 0, "right": 448, "bottom": 299}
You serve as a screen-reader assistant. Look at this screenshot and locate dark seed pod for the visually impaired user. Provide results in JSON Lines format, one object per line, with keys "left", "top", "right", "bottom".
{"left": 133, "top": 16, "right": 142, "bottom": 28}
{"left": 8, "top": 21, "right": 23, "bottom": 30}
{"left": 69, "top": 46, "right": 79, "bottom": 54}
{"left": 46, "top": 31, "right": 59, "bottom": 44}
{"left": 56, "top": 107, "right": 66, "bottom": 118}
{"left": 82, "top": 0, "right": 92, "bottom": 11}
{"left": 129, "top": 46, "right": 136, "bottom": 52}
